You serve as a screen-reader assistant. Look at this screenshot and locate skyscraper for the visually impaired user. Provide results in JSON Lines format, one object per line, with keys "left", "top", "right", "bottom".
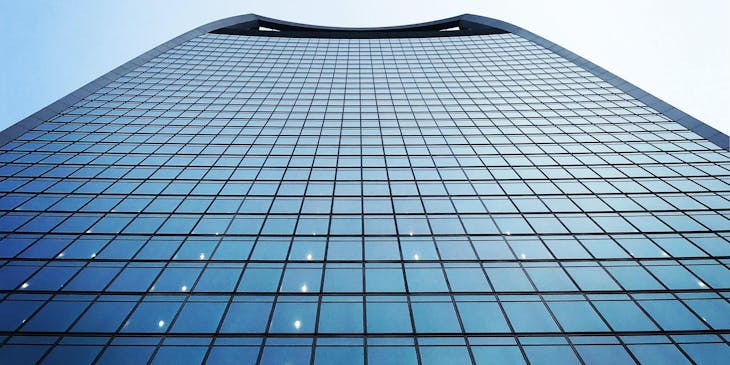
{"left": 0, "top": 13, "right": 728, "bottom": 364}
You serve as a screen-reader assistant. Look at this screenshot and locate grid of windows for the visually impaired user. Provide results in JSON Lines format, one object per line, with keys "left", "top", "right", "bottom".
{"left": 0, "top": 31, "right": 729, "bottom": 364}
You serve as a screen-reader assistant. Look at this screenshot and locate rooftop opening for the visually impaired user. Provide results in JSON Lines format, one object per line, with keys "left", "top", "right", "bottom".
{"left": 257, "top": 26, "right": 280, "bottom": 32}
{"left": 211, "top": 15, "right": 508, "bottom": 39}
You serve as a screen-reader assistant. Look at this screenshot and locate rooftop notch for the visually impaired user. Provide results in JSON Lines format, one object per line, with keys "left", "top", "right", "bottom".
{"left": 210, "top": 14, "right": 509, "bottom": 39}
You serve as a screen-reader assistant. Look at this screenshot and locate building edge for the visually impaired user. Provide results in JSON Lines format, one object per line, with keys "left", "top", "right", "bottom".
{"left": 461, "top": 14, "right": 730, "bottom": 152}
{"left": 0, "top": 14, "right": 258, "bottom": 147}
{"left": 1, "top": 13, "right": 727, "bottom": 151}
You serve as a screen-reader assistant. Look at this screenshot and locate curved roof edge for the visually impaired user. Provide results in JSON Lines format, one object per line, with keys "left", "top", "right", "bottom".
{"left": 209, "top": 14, "right": 507, "bottom": 38}
{"left": 461, "top": 14, "right": 730, "bottom": 151}
{"left": 1, "top": 14, "right": 727, "bottom": 150}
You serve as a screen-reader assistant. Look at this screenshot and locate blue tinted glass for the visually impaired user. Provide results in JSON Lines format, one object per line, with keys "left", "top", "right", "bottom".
{"left": 238, "top": 265, "right": 282, "bottom": 292}
{"left": 366, "top": 299, "right": 412, "bottom": 333}
{"left": 25, "top": 265, "right": 79, "bottom": 290}
{"left": 2, "top": 21, "right": 729, "bottom": 363}
{"left": 0, "top": 300, "right": 43, "bottom": 331}
{"left": 194, "top": 267, "right": 242, "bottom": 292}
{"left": 629, "top": 344, "right": 691, "bottom": 365}
{"left": 502, "top": 301, "right": 559, "bottom": 332}
{"left": 367, "top": 346, "right": 418, "bottom": 365}
{"left": 151, "top": 266, "right": 202, "bottom": 292}
{"left": 446, "top": 267, "right": 491, "bottom": 292}
{"left": 260, "top": 346, "right": 310, "bottom": 365}
{"left": 485, "top": 267, "right": 534, "bottom": 292}
{"left": 420, "top": 346, "right": 472, "bottom": 365}
{"left": 72, "top": 300, "right": 135, "bottom": 332}
{"left": 594, "top": 300, "right": 658, "bottom": 331}
{"left": 411, "top": 301, "right": 461, "bottom": 333}
{"left": 324, "top": 267, "right": 362, "bottom": 292}
{"left": 289, "top": 239, "right": 325, "bottom": 260}
{"left": 0, "top": 345, "right": 50, "bottom": 364}
{"left": 683, "top": 299, "right": 730, "bottom": 329}
{"left": 150, "top": 346, "right": 207, "bottom": 365}
{"left": 457, "top": 301, "right": 509, "bottom": 333}
{"left": 41, "top": 345, "right": 103, "bottom": 365}
{"left": 366, "top": 267, "right": 405, "bottom": 292}
{"left": 526, "top": 267, "right": 577, "bottom": 291}
{"left": 314, "top": 346, "right": 364, "bottom": 365}
{"left": 206, "top": 346, "right": 260, "bottom": 365}
{"left": 547, "top": 301, "right": 608, "bottom": 332}
{"left": 472, "top": 346, "right": 526, "bottom": 364}
{"left": 606, "top": 266, "right": 664, "bottom": 290}
{"left": 22, "top": 300, "right": 89, "bottom": 332}
{"left": 170, "top": 301, "right": 226, "bottom": 333}
{"left": 318, "top": 301, "right": 363, "bottom": 333}
{"left": 96, "top": 346, "right": 155, "bottom": 365}
{"left": 566, "top": 267, "right": 619, "bottom": 290}
{"left": 107, "top": 266, "right": 160, "bottom": 291}
{"left": 121, "top": 301, "right": 181, "bottom": 333}
{"left": 524, "top": 345, "right": 580, "bottom": 365}
{"left": 405, "top": 266, "right": 448, "bottom": 292}
{"left": 365, "top": 240, "right": 400, "bottom": 260}
{"left": 575, "top": 345, "right": 636, "bottom": 365}
{"left": 680, "top": 343, "right": 730, "bottom": 365}
{"left": 220, "top": 300, "right": 273, "bottom": 333}
{"left": 639, "top": 300, "right": 707, "bottom": 330}
{"left": 400, "top": 239, "right": 438, "bottom": 260}
{"left": 269, "top": 300, "right": 317, "bottom": 333}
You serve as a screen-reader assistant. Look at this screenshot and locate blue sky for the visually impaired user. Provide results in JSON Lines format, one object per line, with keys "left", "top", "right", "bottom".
{"left": 1, "top": 0, "right": 728, "bottom": 135}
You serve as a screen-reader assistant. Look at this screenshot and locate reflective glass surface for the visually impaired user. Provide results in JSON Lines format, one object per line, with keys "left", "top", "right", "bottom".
{"left": 0, "top": 30, "right": 729, "bottom": 364}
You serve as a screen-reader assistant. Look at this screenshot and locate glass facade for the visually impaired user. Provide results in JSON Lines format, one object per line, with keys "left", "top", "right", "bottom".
{"left": 1, "top": 17, "right": 729, "bottom": 364}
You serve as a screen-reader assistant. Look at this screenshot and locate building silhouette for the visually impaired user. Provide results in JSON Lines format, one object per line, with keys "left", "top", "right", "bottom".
{"left": 0, "top": 14, "right": 729, "bottom": 364}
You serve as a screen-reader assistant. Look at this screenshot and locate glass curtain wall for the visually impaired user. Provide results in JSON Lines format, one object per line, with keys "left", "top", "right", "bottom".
{"left": 0, "top": 29, "right": 729, "bottom": 364}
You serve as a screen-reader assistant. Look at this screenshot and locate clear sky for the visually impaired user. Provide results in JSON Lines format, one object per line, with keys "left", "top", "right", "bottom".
{"left": 1, "top": 0, "right": 728, "bottom": 135}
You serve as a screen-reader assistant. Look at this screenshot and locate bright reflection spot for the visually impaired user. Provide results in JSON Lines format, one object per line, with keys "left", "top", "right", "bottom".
{"left": 301, "top": 284, "right": 308, "bottom": 292}
{"left": 306, "top": 253, "right": 313, "bottom": 261}
{"left": 85, "top": 230, "right": 92, "bottom": 234}
{"left": 199, "top": 253, "right": 205, "bottom": 260}
{"left": 520, "top": 253, "right": 527, "bottom": 260}
{"left": 181, "top": 285, "right": 188, "bottom": 292}
{"left": 413, "top": 254, "right": 420, "bottom": 261}
{"left": 57, "top": 252, "right": 64, "bottom": 258}
{"left": 660, "top": 251, "right": 669, "bottom": 257}
{"left": 505, "top": 232, "right": 511, "bottom": 236}
{"left": 293, "top": 320, "right": 301, "bottom": 329}
{"left": 698, "top": 281, "right": 707, "bottom": 288}
{"left": 20, "top": 282, "right": 29, "bottom": 289}
{"left": 214, "top": 232, "right": 219, "bottom": 236}
{"left": 90, "top": 253, "right": 97, "bottom": 258}
{"left": 158, "top": 320, "right": 165, "bottom": 328}
{"left": 409, "top": 232, "right": 413, "bottom": 236}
